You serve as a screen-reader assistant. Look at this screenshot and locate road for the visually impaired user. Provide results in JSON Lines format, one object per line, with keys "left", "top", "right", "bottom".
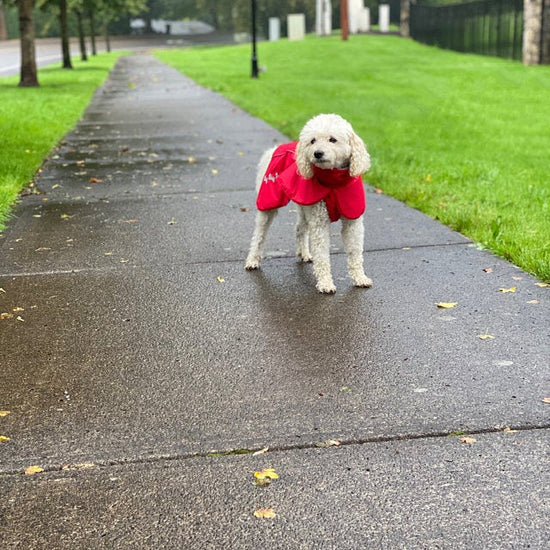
{"left": 0, "top": 33, "right": 234, "bottom": 77}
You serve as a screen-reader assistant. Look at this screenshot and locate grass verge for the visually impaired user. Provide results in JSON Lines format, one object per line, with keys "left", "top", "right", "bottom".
{"left": 156, "top": 35, "right": 550, "bottom": 282}
{"left": 0, "top": 52, "right": 125, "bottom": 231}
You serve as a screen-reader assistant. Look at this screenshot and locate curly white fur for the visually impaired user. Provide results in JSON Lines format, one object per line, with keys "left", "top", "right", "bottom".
{"left": 245, "top": 113, "right": 372, "bottom": 294}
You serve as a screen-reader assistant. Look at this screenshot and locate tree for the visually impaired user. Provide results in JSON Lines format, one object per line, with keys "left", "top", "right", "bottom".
{"left": 81, "top": 0, "right": 145, "bottom": 54}
{"left": 75, "top": 6, "right": 87, "bottom": 60}
{"left": 38, "top": 0, "right": 72, "bottom": 68}
{"left": 96, "top": 0, "right": 147, "bottom": 52}
{"left": 18, "top": 0, "right": 39, "bottom": 87}
{"left": 0, "top": 0, "right": 8, "bottom": 40}
{"left": 59, "top": 0, "right": 71, "bottom": 67}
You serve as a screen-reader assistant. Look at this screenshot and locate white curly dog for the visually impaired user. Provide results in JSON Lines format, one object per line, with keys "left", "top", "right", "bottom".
{"left": 245, "top": 113, "right": 373, "bottom": 294}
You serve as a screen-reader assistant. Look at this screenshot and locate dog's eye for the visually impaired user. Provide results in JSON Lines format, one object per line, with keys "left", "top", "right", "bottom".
{"left": 329, "top": 137, "right": 337, "bottom": 143}
{"left": 310, "top": 138, "right": 316, "bottom": 145}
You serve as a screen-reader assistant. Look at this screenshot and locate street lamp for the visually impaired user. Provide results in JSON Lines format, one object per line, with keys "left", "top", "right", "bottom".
{"left": 251, "top": 0, "right": 259, "bottom": 78}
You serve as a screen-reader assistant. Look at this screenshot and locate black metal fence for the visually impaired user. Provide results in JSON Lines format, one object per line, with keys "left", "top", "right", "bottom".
{"left": 410, "top": 0, "right": 524, "bottom": 61}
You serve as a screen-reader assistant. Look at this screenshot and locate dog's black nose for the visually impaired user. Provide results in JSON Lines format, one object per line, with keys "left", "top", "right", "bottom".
{"left": 314, "top": 150, "right": 324, "bottom": 159}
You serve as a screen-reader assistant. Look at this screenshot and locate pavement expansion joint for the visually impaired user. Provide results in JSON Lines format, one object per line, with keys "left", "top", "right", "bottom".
{"left": 1, "top": 424, "right": 547, "bottom": 479}
{"left": 0, "top": 242, "right": 472, "bottom": 279}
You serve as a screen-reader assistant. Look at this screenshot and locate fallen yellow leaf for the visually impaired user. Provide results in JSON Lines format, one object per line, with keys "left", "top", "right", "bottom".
{"left": 254, "top": 468, "right": 279, "bottom": 481}
{"left": 217, "top": 276, "right": 225, "bottom": 283}
{"left": 436, "top": 302, "right": 457, "bottom": 309}
{"left": 0, "top": 410, "right": 11, "bottom": 417}
{"left": 211, "top": 169, "right": 218, "bottom": 175}
{"left": 499, "top": 287, "right": 516, "bottom": 293}
{"left": 535, "top": 282, "right": 549, "bottom": 287}
{"left": 253, "top": 468, "right": 279, "bottom": 486}
{"left": 188, "top": 156, "right": 196, "bottom": 163}
{"left": 503, "top": 427, "right": 518, "bottom": 433}
{"left": 459, "top": 436, "right": 476, "bottom": 444}
{"left": 24, "top": 465, "right": 44, "bottom": 475}
{"left": 0, "top": 313, "right": 14, "bottom": 320}
{"left": 526, "top": 300, "right": 539, "bottom": 304}
{"left": 0, "top": 435, "right": 10, "bottom": 443}
{"left": 254, "top": 507, "right": 276, "bottom": 519}
{"left": 12, "top": 307, "right": 24, "bottom": 312}
{"left": 477, "top": 334, "right": 494, "bottom": 340}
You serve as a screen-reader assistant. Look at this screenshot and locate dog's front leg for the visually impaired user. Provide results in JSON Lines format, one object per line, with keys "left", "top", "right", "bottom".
{"left": 295, "top": 206, "right": 312, "bottom": 263}
{"left": 304, "top": 203, "right": 336, "bottom": 294}
{"left": 245, "top": 209, "right": 278, "bottom": 270}
{"left": 341, "top": 216, "right": 373, "bottom": 288}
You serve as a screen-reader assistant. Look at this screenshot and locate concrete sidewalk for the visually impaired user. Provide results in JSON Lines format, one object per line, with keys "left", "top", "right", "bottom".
{"left": 1, "top": 54, "right": 548, "bottom": 549}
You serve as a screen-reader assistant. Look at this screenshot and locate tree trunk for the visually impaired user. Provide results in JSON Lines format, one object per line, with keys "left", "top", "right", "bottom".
{"left": 76, "top": 10, "right": 87, "bottom": 61}
{"left": 0, "top": 0, "right": 8, "bottom": 41}
{"left": 89, "top": 10, "right": 97, "bottom": 55}
{"left": 144, "top": 0, "right": 153, "bottom": 33}
{"left": 18, "top": 0, "right": 39, "bottom": 87}
{"left": 341, "top": 0, "right": 349, "bottom": 40}
{"left": 60, "top": 0, "right": 72, "bottom": 68}
{"left": 400, "top": 0, "right": 411, "bottom": 38}
{"left": 104, "top": 22, "right": 111, "bottom": 53}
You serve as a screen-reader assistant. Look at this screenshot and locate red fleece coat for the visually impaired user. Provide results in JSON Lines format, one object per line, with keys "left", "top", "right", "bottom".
{"left": 256, "top": 141, "right": 365, "bottom": 222}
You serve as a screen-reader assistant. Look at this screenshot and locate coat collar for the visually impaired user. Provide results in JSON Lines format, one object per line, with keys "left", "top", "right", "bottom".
{"left": 312, "top": 165, "right": 354, "bottom": 189}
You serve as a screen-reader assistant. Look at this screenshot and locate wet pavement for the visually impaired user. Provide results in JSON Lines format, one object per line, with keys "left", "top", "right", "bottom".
{"left": 1, "top": 54, "right": 549, "bottom": 549}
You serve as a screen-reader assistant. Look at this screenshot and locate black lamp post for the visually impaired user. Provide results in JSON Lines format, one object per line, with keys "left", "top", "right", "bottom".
{"left": 251, "top": 0, "right": 259, "bottom": 78}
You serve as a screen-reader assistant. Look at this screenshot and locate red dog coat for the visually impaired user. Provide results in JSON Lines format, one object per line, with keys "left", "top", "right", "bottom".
{"left": 256, "top": 141, "right": 365, "bottom": 222}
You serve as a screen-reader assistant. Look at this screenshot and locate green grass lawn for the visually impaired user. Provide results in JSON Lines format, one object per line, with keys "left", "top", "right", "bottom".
{"left": 0, "top": 52, "right": 125, "bottom": 230}
{"left": 156, "top": 35, "right": 550, "bottom": 282}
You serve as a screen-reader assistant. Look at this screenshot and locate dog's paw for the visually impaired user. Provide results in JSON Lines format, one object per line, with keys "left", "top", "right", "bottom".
{"left": 317, "top": 281, "right": 337, "bottom": 294}
{"left": 353, "top": 275, "right": 373, "bottom": 288}
{"left": 245, "top": 261, "right": 260, "bottom": 270}
{"left": 297, "top": 252, "right": 313, "bottom": 263}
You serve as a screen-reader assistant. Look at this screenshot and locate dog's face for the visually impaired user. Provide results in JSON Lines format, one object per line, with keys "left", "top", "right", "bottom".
{"left": 300, "top": 119, "right": 354, "bottom": 171}
{"left": 295, "top": 114, "right": 370, "bottom": 179}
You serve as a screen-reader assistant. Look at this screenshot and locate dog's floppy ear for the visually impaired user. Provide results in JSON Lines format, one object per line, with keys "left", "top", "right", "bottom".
{"left": 349, "top": 132, "right": 371, "bottom": 177}
{"left": 295, "top": 139, "right": 314, "bottom": 179}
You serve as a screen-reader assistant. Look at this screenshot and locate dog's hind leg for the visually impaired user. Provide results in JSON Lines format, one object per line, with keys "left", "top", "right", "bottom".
{"left": 341, "top": 216, "right": 373, "bottom": 288}
{"left": 304, "top": 203, "right": 336, "bottom": 294}
{"left": 245, "top": 209, "right": 278, "bottom": 270}
{"left": 295, "top": 206, "right": 312, "bottom": 263}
